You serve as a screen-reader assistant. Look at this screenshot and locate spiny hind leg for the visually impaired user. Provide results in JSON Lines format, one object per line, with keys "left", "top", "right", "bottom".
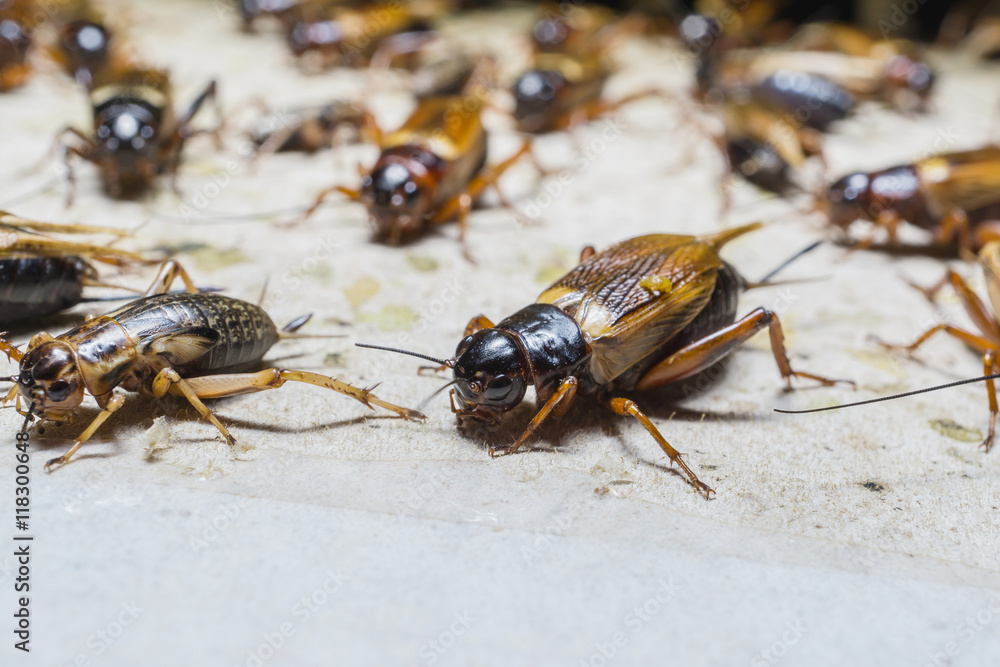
{"left": 174, "top": 368, "right": 426, "bottom": 422}
{"left": 606, "top": 397, "right": 713, "bottom": 498}
{"left": 636, "top": 307, "right": 852, "bottom": 392}
{"left": 144, "top": 259, "right": 200, "bottom": 296}
{"left": 0, "top": 334, "right": 25, "bottom": 363}
{"left": 45, "top": 393, "right": 126, "bottom": 471}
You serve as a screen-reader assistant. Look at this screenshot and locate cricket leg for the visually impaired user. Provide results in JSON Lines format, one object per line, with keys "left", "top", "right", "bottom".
{"left": 932, "top": 270, "right": 1000, "bottom": 340}
{"left": 851, "top": 209, "right": 902, "bottom": 251}
{"left": 934, "top": 207, "right": 973, "bottom": 255}
{"left": 45, "top": 393, "right": 126, "bottom": 471}
{"left": 151, "top": 368, "right": 237, "bottom": 446}
{"left": 143, "top": 259, "right": 200, "bottom": 296}
{"left": 972, "top": 221, "right": 1000, "bottom": 249}
{"left": 464, "top": 315, "right": 495, "bottom": 337}
{"left": 606, "top": 397, "right": 713, "bottom": 498}
{"left": 431, "top": 142, "right": 533, "bottom": 226}
{"left": 489, "top": 376, "right": 577, "bottom": 457}
{"left": 906, "top": 268, "right": 957, "bottom": 302}
{"left": 982, "top": 349, "right": 999, "bottom": 452}
{"left": 878, "top": 324, "right": 998, "bottom": 357}
{"left": 635, "top": 307, "right": 851, "bottom": 392}
{"left": 292, "top": 184, "right": 362, "bottom": 226}
{"left": 0, "top": 335, "right": 25, "bottom": 363}
{"left": 175, "top": 368, "right": 426, "bottom": 421}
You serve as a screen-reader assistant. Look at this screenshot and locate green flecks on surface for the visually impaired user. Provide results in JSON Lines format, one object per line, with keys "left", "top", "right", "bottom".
{"left": 929, "top": 419, "right": 983, "bottom": 443}
{"left": 185, "top": 244, "right": 248, "bottom": 270}
{"left": 358, "top": 305, "right": 418, "bottom": 332}
{"left": 407, "top": 255, "right": 438, "bottom": 272}
{"left": 324, "top": 352, "right": 345, "bottom": 367}
{"left": 344, "top": 276, "right": 380, "bottom": 308}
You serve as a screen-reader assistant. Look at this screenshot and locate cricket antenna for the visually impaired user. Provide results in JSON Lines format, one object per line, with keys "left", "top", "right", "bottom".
{"left": 416, "top": 380, "right": 459, "bottom": 412}
{"left": 355, "top": 343, "right": 453, "bottom": 367}
{"left": 775, "top": 372, "right": 1000, "bottom": 414}
{"left": 755, "top": 240, "right": 824, "bottom": 286}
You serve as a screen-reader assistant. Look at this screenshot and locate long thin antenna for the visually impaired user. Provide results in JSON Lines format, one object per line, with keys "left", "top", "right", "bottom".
{"left": 757, "top": 240, "right": 823, "bottom": 285}
{"left": 775, "top": 372, "right": 1000, "bottom": 414}
{"left": 416, "top": 380, "right": 459, "bottom": 413}
{"left": 355, "top": 343, "right": 451, "bottom": 367}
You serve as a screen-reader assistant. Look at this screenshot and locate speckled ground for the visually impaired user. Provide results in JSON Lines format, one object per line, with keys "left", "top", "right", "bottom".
{"left": 1, "top": 1, "right": 999, "bottom": 665}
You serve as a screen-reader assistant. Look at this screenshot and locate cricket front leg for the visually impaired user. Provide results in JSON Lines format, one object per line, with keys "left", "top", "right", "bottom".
{"left": 464, "top": 315, "right": 495, "bottom": 337}
{"left": 292, "top": 184, "right": 362, "bottom": 226}
{"left": 431, "top": 141, "right": 533, "bottom": 227}
{"left": 45, "top": 393, "right": 126, "bottom": 471}
{"left": 606, "top": 397, "right": 713, "bottom": 499}
{"left": 635, "top": 307, "right": 852, "bottom": 392}
{"left": 489, "top": 376, "right": 577, "bottom": 457}
{"left": 934, "top": 207, "right": 973, "bottom": 255}
{"left": 175, "top": 368, "right": 426, "bottom": 422}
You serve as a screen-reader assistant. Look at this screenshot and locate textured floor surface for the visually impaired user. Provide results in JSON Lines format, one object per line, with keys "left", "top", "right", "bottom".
{"left": 1, "top": 1, "right": 1000, "bottom": 665}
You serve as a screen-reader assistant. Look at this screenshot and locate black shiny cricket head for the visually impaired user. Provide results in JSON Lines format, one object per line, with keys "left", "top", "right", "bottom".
{"left": 93, "top": 100, "right": 162, "bottom": 196}
{"left": 361, "top": 146, "right": 441, "bottom": 244}
{"left": 450, "top": 329, "right": 529, "bottom": 424}
{"left": 17, "top": 340, "right": 85, "bottom": 420}
{"left": 58, "top": 19, "right": 111, "bottom": 86}
{"left": 825, "top": 166, "right": 922, "bottom": 230}
{"left": 884, "top": 54, "right": 934, "bottom": 112}
{"left": 512, "top": 69, "right": 567, "bottom": 133}
{"left": 286, "top": 17, "right": 342, "bottom": 57}
{"left": 825, "top": 171, "right": 872, "bottom": 229}
{"left": 0, "top": 14, "right": 31, "bottom": 90}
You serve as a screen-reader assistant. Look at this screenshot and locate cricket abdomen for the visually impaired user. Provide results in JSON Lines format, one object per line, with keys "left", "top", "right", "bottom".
{"left": 107, "top": 293, "right": 279, "bottom": 373}
{"left": 0, "top": 255, "right": 90, "bottom": 325}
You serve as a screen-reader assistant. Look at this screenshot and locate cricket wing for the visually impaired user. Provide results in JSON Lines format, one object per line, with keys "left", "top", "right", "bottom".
{"left": 139, "top": 326, "right": 221, "bottom": 366}
{"left": 537, "top": 235, "right": 721, "bottom": 385}
{"left": 919, "top": 148, "right": 1000, "bottom": 213}
{"left": 382, "top": 96, "right": 484, "bottom": 162}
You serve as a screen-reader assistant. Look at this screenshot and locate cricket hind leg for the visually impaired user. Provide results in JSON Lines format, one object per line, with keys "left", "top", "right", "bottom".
{"left": 171, "top": 368, "right": 426, "bottom": 422}
{"left": 606, "top": 396, "right": 713, "bottom": 498}
{"left": 143, "top": 259, "right": 200, "bottom": 296}
{"left": 635, "top": 307, "right": 852, "bottom": 392}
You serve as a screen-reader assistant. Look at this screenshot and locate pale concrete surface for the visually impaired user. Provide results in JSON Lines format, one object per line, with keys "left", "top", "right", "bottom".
{"left": 0, "top": 1, "right": 999, "bottom": 666}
